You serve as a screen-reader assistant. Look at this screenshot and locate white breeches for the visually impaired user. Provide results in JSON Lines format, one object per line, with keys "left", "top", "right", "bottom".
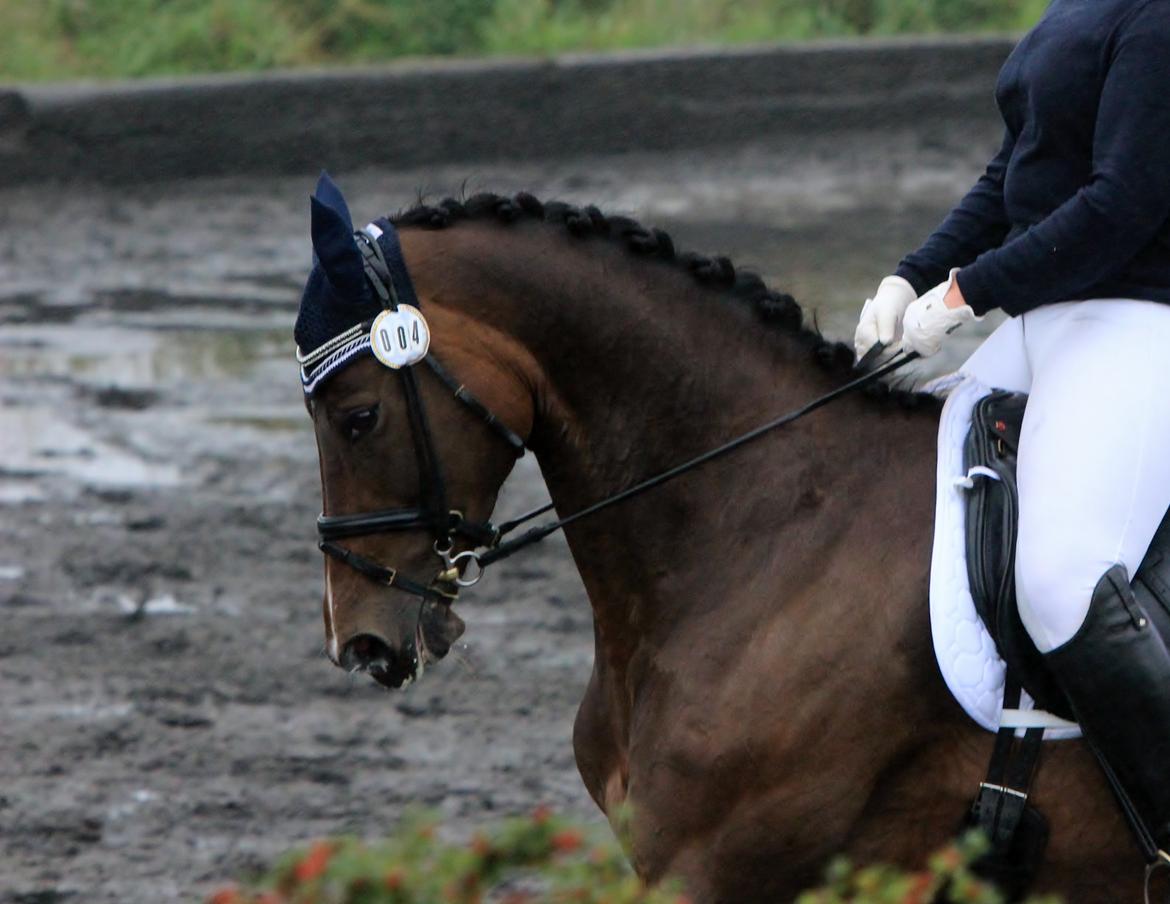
{"left": 959, "top": 299, "right": 1170, "bottom": 653}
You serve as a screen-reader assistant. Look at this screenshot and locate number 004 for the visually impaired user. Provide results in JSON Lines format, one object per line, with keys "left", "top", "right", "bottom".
{"left": 378, "top": 321, "right": 421, "bottom": 352}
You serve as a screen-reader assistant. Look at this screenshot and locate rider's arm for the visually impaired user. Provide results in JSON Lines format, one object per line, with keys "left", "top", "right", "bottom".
{"left": 894, "top": 128, "right": 1016, "bottom": 297}
{"left": 956, "top": 1, "right": 1170, "bottom": 316}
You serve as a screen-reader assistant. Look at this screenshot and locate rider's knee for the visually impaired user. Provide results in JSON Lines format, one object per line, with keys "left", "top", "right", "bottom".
{"left": 1014, "top": 546, "right": 1101, "bottom": 653}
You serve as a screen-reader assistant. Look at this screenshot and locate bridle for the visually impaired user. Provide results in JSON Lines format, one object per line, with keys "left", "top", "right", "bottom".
{"left": 307, "top": 221, "right": 526, "bottom": 605}
{"left": 304, "top": 218, "right": 919, "bottom": 606}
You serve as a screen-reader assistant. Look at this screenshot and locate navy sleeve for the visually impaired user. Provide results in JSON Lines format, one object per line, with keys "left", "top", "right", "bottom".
{"left": 958, "top": 0, "right": 1170, "bottom": 315}
{"left": 895, "top": 129, "right": 1015, "bottom": 296}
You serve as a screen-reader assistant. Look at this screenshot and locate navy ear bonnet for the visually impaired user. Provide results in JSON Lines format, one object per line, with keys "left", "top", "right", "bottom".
{"left": 295, "top": 172, "right": 420, "bottom": 394}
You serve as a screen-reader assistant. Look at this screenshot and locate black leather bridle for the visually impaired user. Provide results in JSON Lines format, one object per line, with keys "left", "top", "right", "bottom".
{"left": 315, "top": 227, "right": 526, "bottom": 604}
{"left": 312, "top": 222, "right": 921, "bottom": 604}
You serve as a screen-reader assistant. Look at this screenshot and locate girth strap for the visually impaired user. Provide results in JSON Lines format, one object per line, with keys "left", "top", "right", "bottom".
{"left": 965, "top": 675, "right": 1048, "bottom": 897}
{"left": 973, "top": 678, "right": 1045, "bottom": 849}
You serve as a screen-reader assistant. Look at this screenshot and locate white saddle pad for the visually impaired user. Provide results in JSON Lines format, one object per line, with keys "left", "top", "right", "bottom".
{"left": 926, "top": 372, "right": 1081, "bottom": 739}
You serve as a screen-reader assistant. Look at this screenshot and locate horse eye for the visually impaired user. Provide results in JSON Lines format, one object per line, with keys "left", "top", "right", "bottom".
{"left": 342, "top": 406, "right": 379, "bottom": 441}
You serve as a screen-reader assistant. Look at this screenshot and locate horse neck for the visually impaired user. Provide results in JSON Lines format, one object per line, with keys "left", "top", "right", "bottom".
{"left": 407, "top": 222, "right": 938, "bottom": 682}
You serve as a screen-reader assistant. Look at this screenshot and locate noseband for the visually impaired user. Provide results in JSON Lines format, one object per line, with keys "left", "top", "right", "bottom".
{"left": 304, "top": 219, "right": 922, "bottom": 606}
{"left": 307, "top": 222, "right": 526, "bottom": 605}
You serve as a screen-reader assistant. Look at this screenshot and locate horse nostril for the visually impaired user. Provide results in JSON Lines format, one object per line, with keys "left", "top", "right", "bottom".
{"left": 340, "top": 633, "right": 395, "bottom": 672}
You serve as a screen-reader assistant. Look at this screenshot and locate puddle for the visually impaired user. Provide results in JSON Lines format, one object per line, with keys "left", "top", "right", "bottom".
{"left": 7, "top": 701, "right": 136, "bottom": 722}
{"left": 115, "top": 593, "right": 197, "bottom": 616}
{"left": 0, "top": 297, "right": 297, "bottom": 494}
{"left": 0, "top": 408, "right": 181, "bottom": 488}
{"left": 108, "top": 788, "right": 160, "bottom": 821}
{"left": 0, "top": 482, "right": 45, "bottom": 505}
{"left": 0, "top": 323, "right": 289, "bottom": 387}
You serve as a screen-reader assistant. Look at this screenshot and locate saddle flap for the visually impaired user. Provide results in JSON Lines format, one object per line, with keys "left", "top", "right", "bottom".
{"left": 962, "top": 390, "right": 1075, "bottom": 721}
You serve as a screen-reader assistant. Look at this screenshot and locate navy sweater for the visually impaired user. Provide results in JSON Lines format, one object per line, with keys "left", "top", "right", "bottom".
{"left": 896, "top": 0, "right": 1170, "bottom": 316}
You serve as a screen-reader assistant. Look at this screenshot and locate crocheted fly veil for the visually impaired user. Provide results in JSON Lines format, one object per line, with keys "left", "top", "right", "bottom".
{"left": 294, "top": 172, "right": 420, "bottom": 394}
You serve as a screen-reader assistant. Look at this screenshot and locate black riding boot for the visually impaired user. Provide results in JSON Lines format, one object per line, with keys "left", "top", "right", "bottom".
{"left": 1044, "top": 563, "right": 1170, "bottom": 857}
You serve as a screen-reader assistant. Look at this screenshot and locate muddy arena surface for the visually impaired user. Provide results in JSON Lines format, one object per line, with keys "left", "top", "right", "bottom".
{"left": 0, "top": 147, "right": 1001, "bottom": 901}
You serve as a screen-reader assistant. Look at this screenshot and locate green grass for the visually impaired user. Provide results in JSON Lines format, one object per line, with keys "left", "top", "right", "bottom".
{"left": 0, "top": 0, "right": 1049, "bottom": 82}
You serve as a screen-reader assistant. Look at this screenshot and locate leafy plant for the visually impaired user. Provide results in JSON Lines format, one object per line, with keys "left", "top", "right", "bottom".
{"left": 207, "top": 806, "right": 689, "bottom": 904}
{"left": 207, "top": 809, "right": 1062, "bottom": 904}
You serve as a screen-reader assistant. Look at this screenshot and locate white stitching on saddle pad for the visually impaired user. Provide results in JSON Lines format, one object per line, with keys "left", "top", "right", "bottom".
{"left": 929, "top": 374, "right": 1082, "bottom": 739}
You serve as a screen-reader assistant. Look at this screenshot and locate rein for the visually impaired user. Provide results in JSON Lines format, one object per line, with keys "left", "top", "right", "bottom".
{"left": 308, "top": 219, "right": 920, "bottom": 602}
{"left": 475, "top": 347, "right": 919, "bottom": 571}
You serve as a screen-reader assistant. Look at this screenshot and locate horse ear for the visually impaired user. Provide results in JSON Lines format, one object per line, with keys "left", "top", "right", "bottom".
{"left": 313, "top": 170, "right": 355, "bottom": 231}
{"left": 309, "top": 193, "right": 368, "bottom": 303}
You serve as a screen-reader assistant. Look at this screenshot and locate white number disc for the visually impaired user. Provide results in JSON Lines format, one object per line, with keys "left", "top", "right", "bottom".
{"left": 369, "top": 305, "right": 430, "bottom": 369}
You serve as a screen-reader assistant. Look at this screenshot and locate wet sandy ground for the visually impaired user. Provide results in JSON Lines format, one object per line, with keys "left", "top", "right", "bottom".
{"left": 0, "top": 143, "right": 1005, "bottom": 901}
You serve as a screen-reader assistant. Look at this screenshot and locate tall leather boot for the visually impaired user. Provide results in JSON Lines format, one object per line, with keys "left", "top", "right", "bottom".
{"left": 1044, "top": 563, "right": 1170, "bottom": 857}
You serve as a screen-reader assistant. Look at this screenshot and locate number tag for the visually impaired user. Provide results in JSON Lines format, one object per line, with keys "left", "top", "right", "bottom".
{"left": 369, "top": 305, "right": 430, "bottom": 369}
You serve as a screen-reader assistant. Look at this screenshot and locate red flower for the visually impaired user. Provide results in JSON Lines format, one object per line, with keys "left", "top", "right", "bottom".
{"left": 901, "top": 873, "right": 934, "bottom": 904}
{"left": 207, "top": 888, "right": 242, "bottom": 904}
{"left": 530, "top": 804, "right": 552, "bottom": 825}
{"left": 384, "top": 867, "right": 407, "bottom": 891}
{"left": 935, "top": 846, "right": 963, "bottom": 872}
{"left": 293, "top": 841, "right": 334, "bottom": 883}
{"left": 550, "top": 829, "right": 583, "bottom": 854}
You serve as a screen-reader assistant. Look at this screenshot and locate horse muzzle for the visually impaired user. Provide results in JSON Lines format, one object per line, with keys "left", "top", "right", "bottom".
{"left": 336, "top": 601, "right": 465, "bottom": 689}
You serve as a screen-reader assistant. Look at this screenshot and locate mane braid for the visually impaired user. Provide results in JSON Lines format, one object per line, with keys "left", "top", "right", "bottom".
{"left": 392, "top": 192, "right": 938, "bottom": 410}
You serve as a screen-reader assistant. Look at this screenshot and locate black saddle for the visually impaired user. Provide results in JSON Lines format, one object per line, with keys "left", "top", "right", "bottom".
{"left": 963, "top": 390, "right": 1170, "bottom": 720}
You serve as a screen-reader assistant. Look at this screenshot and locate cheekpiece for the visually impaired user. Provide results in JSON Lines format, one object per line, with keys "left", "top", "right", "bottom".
{"left": 294, "top": 172, "right": 421, "bottom": 395}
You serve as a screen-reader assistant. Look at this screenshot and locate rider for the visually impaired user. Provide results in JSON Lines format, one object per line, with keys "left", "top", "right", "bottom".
{"left": 854, "top": 0, "right": 1170, "bottom": 855}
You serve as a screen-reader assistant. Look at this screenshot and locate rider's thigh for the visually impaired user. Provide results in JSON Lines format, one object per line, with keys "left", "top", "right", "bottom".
{"left": 959, "top": 313, "right": 1032, "bottom": 392}
{"left": 1014, "top": 299, "right": 1170, "bottom": 653}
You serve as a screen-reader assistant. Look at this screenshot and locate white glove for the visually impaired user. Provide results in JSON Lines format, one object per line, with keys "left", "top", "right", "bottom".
{"left": 853, "top": 275, "right": 917, "bottom": 361}
{"left": 901, "top": 268, "right": 981, "bottom": 358}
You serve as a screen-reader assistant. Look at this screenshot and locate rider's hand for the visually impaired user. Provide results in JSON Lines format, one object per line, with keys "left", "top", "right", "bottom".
{"left": 900, "top": 269, "right": 981, "bottom": 358}
{"left": 853, "top": 275, "right": 917, "bottom": 361}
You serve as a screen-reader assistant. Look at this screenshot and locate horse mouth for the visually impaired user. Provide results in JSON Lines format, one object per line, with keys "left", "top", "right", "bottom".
{"left": 369, "top": 659, "right": 416, "bottom": 690}
{"left": 346, "top": 602, "right": 465, "bottom": 690}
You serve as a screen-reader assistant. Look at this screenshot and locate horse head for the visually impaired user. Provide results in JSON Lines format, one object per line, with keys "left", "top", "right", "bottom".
{"left": 298, "top": 174, "right": 533, "bottom": 688}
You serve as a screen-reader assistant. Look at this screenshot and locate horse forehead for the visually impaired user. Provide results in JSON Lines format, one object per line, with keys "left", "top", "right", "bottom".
{"left": 315, "top": 358, "right": 388, "bottom": 408}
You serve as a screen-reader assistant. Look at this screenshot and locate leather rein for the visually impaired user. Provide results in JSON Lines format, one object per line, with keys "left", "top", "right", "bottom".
{"left": 312, "top": 226, "right": 919, "bottom": 605}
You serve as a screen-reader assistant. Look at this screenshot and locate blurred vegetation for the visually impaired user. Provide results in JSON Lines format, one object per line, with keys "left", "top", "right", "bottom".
{"left": 206, "top": 807, "right": 1062, "bottom": 904}
{"left": 1, "top": 0, "right": 1048, "bottom": 82}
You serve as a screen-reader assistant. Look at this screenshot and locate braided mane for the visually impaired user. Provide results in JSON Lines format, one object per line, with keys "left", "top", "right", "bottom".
{"left": 392, "top": 192, "right": 935, "bottom": 409}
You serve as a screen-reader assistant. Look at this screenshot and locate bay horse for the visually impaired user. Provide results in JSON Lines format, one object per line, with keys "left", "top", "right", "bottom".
{"left": 303, "top": 191, "right": 1138, "bottom": 901}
